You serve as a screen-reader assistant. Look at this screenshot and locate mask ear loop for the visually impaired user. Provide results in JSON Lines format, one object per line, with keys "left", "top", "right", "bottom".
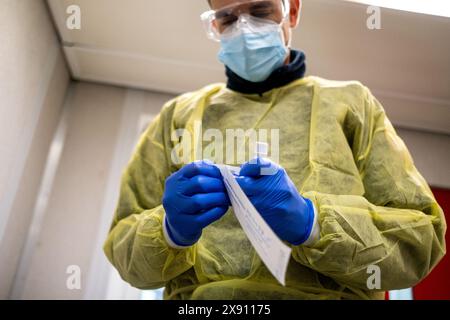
{"left": 278, "top": 0, "right": 292, "bottom": 48}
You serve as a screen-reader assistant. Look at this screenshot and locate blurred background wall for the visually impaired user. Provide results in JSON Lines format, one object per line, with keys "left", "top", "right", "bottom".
{"left": 0, "top": 0, "right": 70, "bottom": 298}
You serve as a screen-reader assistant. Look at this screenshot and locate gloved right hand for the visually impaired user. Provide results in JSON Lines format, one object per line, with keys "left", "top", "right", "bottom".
{"left": 162, "top": 160, "right": 231, "bottom": 247}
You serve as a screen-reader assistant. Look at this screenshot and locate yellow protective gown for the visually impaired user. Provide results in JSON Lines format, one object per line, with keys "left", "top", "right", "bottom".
{"left": 103, "top": 76, "right": 446, "bottom": 300}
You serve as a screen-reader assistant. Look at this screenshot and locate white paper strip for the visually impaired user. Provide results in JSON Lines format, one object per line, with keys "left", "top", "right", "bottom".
{"left": 217, "top": 165, "right": 292, "bottom": 286}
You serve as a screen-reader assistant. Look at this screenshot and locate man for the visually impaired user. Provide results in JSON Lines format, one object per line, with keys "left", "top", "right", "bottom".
{"left": 103, "top": 0, "right": 446, "bottom": 299}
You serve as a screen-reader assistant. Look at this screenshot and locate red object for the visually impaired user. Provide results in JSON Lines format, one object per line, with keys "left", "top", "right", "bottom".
{"left": 413, "top": 187, "right": 450, "bottom": 300}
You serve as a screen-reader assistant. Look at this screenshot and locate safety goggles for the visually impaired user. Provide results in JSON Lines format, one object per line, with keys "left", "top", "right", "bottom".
{"left": 201, "top": 0, "right": 290, "bottom": 41}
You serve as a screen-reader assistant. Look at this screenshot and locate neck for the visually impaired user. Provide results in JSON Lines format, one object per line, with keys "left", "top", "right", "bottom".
{"left": 283, "top": 49, "right": 291, "bottom": 65}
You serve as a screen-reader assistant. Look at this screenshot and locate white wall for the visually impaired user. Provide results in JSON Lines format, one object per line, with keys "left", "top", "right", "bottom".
{"left": 397, "top": 129, "right": 450, "bottom": 189}
{"left": 14, "top": 82, "right": 172, "bottom": 299}
{"left": 0, "top": 0, "right": 70, "bottom": 298}
{"left": 17, "top": 82, "right": 125, "bottom": 299}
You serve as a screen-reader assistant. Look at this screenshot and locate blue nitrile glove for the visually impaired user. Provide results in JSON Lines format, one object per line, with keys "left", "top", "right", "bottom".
{"left": 236, "top": 158, "right": 315, "bottom": 245}
{"left": 162, "top": 160, "right": 231, "bottom": 247}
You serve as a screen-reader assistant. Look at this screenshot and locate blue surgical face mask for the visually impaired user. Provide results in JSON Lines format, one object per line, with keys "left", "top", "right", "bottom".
{"left": 218, "top": 14, "right": 289, "bottom": 83}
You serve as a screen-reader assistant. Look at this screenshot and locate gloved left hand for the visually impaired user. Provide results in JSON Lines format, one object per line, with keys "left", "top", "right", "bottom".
{"left": 236, "top": 158, "right": 316, "bottom": 245}
{"left": 162, "top": 160, "right": 231, "bottom": 248}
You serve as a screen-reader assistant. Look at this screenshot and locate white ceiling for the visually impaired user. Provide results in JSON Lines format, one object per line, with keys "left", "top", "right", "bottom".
{"left": 47, "top": 0, "right": 450, "bottom": 134}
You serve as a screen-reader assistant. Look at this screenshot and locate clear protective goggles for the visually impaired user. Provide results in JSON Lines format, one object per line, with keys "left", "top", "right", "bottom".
{"left": 201, "top": 0, "right": 290, "bottom": 41}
